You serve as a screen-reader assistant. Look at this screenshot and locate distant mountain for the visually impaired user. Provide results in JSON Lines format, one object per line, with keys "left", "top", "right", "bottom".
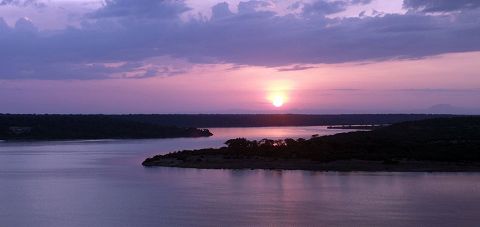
{"left": 424, "top": 104, "right": 480, "bottom": 114}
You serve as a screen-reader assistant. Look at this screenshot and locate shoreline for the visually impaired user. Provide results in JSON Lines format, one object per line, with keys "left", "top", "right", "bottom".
{"left": 143, "top": 158, "right": 480, "bottom": 172}
{"left": 0, "top": 135, "right": 212, "bottom": 143}
{"left": 142, "top": 117, "right": 480, "bottom": 172}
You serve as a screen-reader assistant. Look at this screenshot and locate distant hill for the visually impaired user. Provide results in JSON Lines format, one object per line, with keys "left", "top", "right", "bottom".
{"left": 0, "top": 114, "right": 212, "bottom": 141}
{"left": 0, "top": 114, "right": 465, "bottom": 141}
{"left": 119, "top": 114, "right": 455, "bottom": 127}
{"left": 423, "top": 104, "right": 480, "bottom": 114}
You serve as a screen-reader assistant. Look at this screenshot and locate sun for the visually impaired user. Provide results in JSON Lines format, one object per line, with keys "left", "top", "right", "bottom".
{"left": 272, "top": 95, "right": 285, "bottom": 107}
{"left": 266, "top": 80, "right": 292, "bottom": 108}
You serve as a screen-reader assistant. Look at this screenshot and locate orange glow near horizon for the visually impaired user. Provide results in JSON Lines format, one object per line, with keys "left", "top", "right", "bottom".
{"left": 3, "top": 52, "right": 480, "bottom": 113}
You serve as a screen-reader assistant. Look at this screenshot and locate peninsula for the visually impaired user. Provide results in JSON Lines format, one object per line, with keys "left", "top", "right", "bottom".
{"left": 0, "top": 114, "right": 212, "bottom": 141}
{"left": 143, "top": 117, "right": 480, "bottom": 171}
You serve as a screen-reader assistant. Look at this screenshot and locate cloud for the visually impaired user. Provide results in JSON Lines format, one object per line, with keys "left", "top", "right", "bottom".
{"left": 211, "top": 2, "right": 234, "bottom": 19}
{"left": 0, "top": 0, "right": 44, "bottom": 8}
{"left": 238, "top": 0, "right": 272, "bottom": 14}
{"left": 14, "top": 17, "right": 37, "bottom": 32}
{"left": 0, "top": 17, "right": 8, "bottom": 30}
{"left": 303, "top": 0, "right": 372, "bottom": 16}
{"left": 395, "top": 88, "right": 480, "bottom": 93}
{"left": 90, "top": 0, "right": 190, "bottom": 19}
{"left": 404, "top": 0, "right": 480, "bottom": 12}
{"left": 0, "top": 0, "right": 479, "bottom": 80}
{"left": 277, "top": 65, "right": 317, "bottom": 71}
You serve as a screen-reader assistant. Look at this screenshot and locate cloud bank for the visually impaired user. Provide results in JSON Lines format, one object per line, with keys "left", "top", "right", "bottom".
{"left": 0, "top": 0, "right": 479, "bottom": 79}
{"left": 404, "top": 0, "right": 480, "bottom": 12}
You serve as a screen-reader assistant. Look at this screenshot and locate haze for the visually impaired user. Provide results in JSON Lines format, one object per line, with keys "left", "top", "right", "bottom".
{"left": 1, "top": 0, "right": 479, "bottom": 114}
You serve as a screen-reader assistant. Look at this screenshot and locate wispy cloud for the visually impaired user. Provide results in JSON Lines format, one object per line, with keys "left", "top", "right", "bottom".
{"left": 277, "top": 65, "right": 317, "bottom": 71}
{"left": 0, "top": 0, "right": 45, "bottom": 8}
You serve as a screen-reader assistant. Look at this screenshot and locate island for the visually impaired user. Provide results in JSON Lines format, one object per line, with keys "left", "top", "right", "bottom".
{"left": 0, "top": 114, "right": 212, "bottom": 141}
{"left": 143, "top": 117, "right": 480, "bottom": 171}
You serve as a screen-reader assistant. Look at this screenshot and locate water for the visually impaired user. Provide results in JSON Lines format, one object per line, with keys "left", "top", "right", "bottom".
{"left": 0, "top": 126, "right": 479, "bottom": 226}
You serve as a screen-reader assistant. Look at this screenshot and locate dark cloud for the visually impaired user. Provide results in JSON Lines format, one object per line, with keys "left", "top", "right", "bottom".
{"left": 211, "top": 2, "right": 234, "bottom": 19}
{"left": 91, "top": 0, "right": 190, "bottom": 19}
{"left": 238, "top": 0, "right": 271, "bottom": 14}
{"left": 14, "top": 17, "right": 37, "bottom": 32}
{"left": 0, "top": 0, "right": 479, "bottom": 80}
{"left": 350, "top": 0, "right": 372, "bottom": 4}
{"left": 173, "top": 7, "right": 480, "bottom": 65}
{"left": 0, "top": 17, "right": 8, "bottom": 30}
{"left": 303, "top": 0, "right": 346, "bottom": 15}
{"left": 404, "top": 0, "right": 480, "bottom": 12}
{"left": 303, "top": 0, "right": 372, "bottom": 16}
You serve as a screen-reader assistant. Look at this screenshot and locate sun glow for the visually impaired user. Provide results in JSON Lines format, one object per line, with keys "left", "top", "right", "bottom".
{"left": 268, "top": 92, "right": 287, "bottom": 108}
{"left": 272, "top": 95, "right": 284, "bottom": 107}
{"left": 266, "top": 80, "right": 293, "bottom": 109}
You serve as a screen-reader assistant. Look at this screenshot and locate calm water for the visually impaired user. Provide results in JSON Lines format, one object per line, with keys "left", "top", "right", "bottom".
{"left": 1, "top": 126, "right": 479, "bottom": 227}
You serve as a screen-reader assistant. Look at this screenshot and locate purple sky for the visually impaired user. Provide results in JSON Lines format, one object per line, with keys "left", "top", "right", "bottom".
{"left": 0, "top": 0, "right": 479, "bottom": 114}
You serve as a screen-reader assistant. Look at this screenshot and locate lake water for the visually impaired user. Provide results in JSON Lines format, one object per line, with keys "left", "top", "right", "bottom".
{"left": 1, "top": 126, "right": 479, "bottom": 227}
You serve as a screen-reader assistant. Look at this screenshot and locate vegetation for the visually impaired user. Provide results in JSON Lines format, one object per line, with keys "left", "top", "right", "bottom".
{"left": 326, "top": 125, "right": 387, "bottom": 130}
{"left": 143, "top": 117, "right": 480, "bottom": 170}
{"left": 120, "top": 114, "right": 452, "bottom": 127}
{"left": 0, "top": 114, "right": 212, "bottom": 140}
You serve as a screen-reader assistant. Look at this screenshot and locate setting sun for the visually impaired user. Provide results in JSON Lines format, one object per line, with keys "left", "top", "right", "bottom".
{"left": 272, "top": 95, "right": 285, "bottom": 107}
{"left": 266, "top": 80, "right": 292, "bottom": 109}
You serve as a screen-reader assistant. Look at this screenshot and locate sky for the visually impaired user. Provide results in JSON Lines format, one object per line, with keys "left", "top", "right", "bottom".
{"left": 0, "top": 0, "right": 479, "bottom": 114}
